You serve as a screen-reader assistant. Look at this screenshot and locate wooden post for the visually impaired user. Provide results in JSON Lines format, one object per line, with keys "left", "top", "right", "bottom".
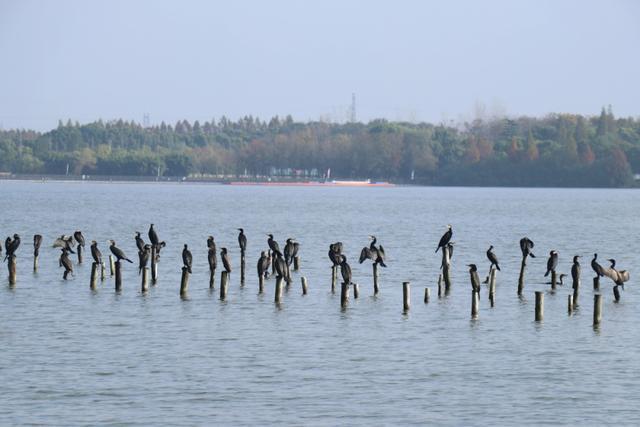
{"left": 114, "top": 261, "right": 122, "bottom": 292}
{"left": 593, "top": 294, "right": 602, "bottom": 326}
{"left": 77, "top": 245, "right": 83, "bottom": 264}
{"left": 293, "top": 256, "right": 300, "bottom": 271}
{"left": 340, "top": 282, "right": 349, "bottom": 308}
{"left": 240, "top": 252, "right": 245, "bottom": 285}
{"left": 109, "top": 255, "right": 115, "bottom": 277}
{"left": 567, "top": 294, "right": 573, "bottom": 314}
{"left": 442, "top": 245, "right": 452, "bottom": 291}
{"left": 437, "top": 274, "right": 443, "bottom": 298}
{"left": 151, "top": 246, "right": 157, "bottom": 285}
{"left": 353, "top": 283, "right": 359, "bottom": 299}
{"left": 274, "top": 276, "right": 283, "bottom": 303}
{"left": 593, "top": 276, "right": 599, "bottom": 290}
{"left": 403, "top": 282, "right": 410, "bottom": 311}
{"left": 180, "top": 267, "right": 189, "bottom": 296}
{"left": 220, "top": 271, "right": 228, "bottom": 300}
{"left": 373, "top": 263, "right": 379, "bottom": 295}
{"left": 517, "top": 256, "right": 526, "bottom": 295}
{"left": 33, "top": 255, "right": 38, "bottom": 272}
{"left": 301, "top": 276, "right": 308, "bottom": 295}
{"left": 8, "top": 255, "right": 17, "bottom": 286}
{"left": 331, "top": 266, "right": 337, "bottom": 293}
{"left": 551, "top": 270, "right": 557, "bottom": 290}
{"left": 613, "top": 285, "right": 620, "bottom": 303}
{"left": 424, "top": 287, "right": 430, "bottom": 303}
{"left": 141, "top": 267, "right": 149, "bottom": 292}
{"left": 489, "top": 266, "right": 496, "bottom": 307}
{"left": 90, "top": 262, "right": 98, "bottom": 290}
{"left": 258, "top": 274, "right": 264, "bottom": 294}
{"left": 209, "top": 269, "right": 215, "bottom": 289}
{"left": 471, "top": 290, "right": 479, "bottom": 318}
{"left": 535, "top": 291, "right": 544, "bottom": 322}
{"left": 573, "top": 287, "right": 579, "bottom": 308}
{"left": 100, "top": 263, "right": 106, "bottom": 281}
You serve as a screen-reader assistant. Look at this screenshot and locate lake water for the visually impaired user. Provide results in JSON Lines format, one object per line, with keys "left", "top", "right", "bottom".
{"left": 1, "top": 181, "right": 638, "bottom": 425}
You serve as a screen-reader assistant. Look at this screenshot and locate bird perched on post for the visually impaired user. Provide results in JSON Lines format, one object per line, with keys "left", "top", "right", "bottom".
{"left": 328, "top": 242, "right": 343, "bottom": 267}
{"left": 148, "top": 224, "right": 159, "bottom": 249}
{"left": 109, "top": 240, "right": 133, "bottom": 263}
{"left": 207, "top": 236, "right": 217, "bottom": 270}
{"left": 74, "top": 231, "right": 85, "bottom": 249}
{"left": 238, "top": 228, "right": 247, "bottom": 254}
{"left": 359, "top": 235, "right": 387, "bottom": 267}
{"left": 135, "top": 232, "right": 145, "bottom": 252}
{"left": 221, "top": 247, "right": 232, "bottom": 273}
{"left": 340, "top": 255, "right": 352, "bottom": 285}
{"left": 138, "top": 244, "right": 151, "bottom": 274}
{"left": 4, "top": 234, "right": 21, "bottom": 261}
{"left": 519, "top": 237, "right": 536, "bottom": 258}
{"left": 591, "top": 253, "right": 605, "bottom": 277}
{"left": 435, "top": 225, "right": 452, "bottom": 253}
{"left": 267, "top": 234, "right": 280, "bottom": 256}
{"left": 257, "top": 251, "right": 270, "bottom": 279}
{"left": 59, "top": 248, "right": 73, "bottom": 279}
{"left": 90, "top": 240, "right": 102, "bottom": 265}
{"left": 571, "top": 255, "right": 581, "bottom": 289}
{"left": 33, "top": 235, "right": 43, "bottom": 257}
{"left": 544, "top": 251, "right": 558, "bottom": 277}
{"left": 284, "top": 238, "right": 298, "bottom": 266}
{"left": 182, "top": 244, "right": 193, "bottom": 273}
{"left": 486, "top": 245, "right": 500, "bottom": 271}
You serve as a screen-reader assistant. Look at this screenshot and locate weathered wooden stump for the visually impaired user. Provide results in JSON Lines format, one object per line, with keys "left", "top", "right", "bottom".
{"left": 8, "top": 255, "right": 17, "bottom": 285}
{"left": 535, "top": 291, "right": 544, "bottom": 322}
{"left": 115, "top": 261, "right": 122, "bottom": 292}
{"left": 567, "top": 294, "right": 573, "bottom": 314}
{"left": 593, "top": 294, "right": 603, "bottom": 326}
{"left": 353, "top": 283, "right": 359, "bottom": 299}
{"left": 593, "top": 276, "right": 599, "bottom": 290}
{"left": 441, "top": 245, "right": 452, "bottom": 291}
{"left": 613, "top": 285, "right": 620, "bottom": 302}
{"left": 517, "top": 256, "right": 527, "bottom": 296}
{"left": 293, "top": 256, "right": 300, "bottom": 271}
{"left": 151, "top": 246, "right": 158, "bottom": 285}
{"left": 90, "top": 262, "right": 98, "bottom": 290}
{"left": 424, "top": 287, "right": 430, "bottom": 303}
{"left": 301, "top": 276, "right": 308, "bottom": 295}
{"left": 340, "top": 282, "right": 349, "bottom": 308}
{"left": 437, "top": 274, "right": 443, "bottom": 298}
{"left": 331, "top": 266, "right": 337, "bottom": 293}
{"left": 220, "top": 271, "right": 229, "bottom": 300}
{"left": 373, "top": 263, "right": 379, "bottom": 295}
{"left": 471, "top": 290, "right": 479, "bottom": 318}
{"left": 551, "top": 270, "right": 557, "bottom": 290}
{"left": 209, "top": 268, "right": 215, "bottom": 289}
{"left": 141, "top": 267, "right": 149, "bottom": 292}
{"left": 77, "top": 245, "right": 83, "bottom": 264}
{"left": 109, "top": 255, "right": 115, "bottom": 277}
{"left": 274, "top": 276, "right": 283, "bottom": 304}
{"left": 180, "top": 267, "right": 190, "bottom": 296}
{"left": 489, "top": 266, "right": 497, "bottom": 307}
{"left": 240, "top": 252, "right": 246, "bottom": 285}
{"left": 403, "top": 282, "right": 410, "bottom": 311}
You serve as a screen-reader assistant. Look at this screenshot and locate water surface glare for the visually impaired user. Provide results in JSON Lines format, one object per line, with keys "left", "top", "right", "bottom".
{"left": 1, "top": 182, "right": 639, "bottom": 425}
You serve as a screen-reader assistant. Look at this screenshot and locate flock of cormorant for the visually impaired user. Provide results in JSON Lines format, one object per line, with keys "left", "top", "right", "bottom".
{"left": 1, "top": 224, "right": 631, "bottom": 304}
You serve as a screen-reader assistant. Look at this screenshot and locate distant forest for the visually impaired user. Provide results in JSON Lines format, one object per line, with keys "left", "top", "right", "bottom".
{"left": 1, "top": 107, "right": 639, "bottom": 187}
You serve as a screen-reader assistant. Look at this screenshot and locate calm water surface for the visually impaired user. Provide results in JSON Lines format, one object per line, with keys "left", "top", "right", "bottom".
{"left": 1, "top": 181, "right": 639, "bottom": 425}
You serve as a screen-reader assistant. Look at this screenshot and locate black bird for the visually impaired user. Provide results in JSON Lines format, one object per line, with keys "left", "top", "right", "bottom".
{"left": 435, "top": 225, "right": 453, "bottom": 253}
{"left": 4, "top": 234, "right": 21, "bottom": 261}
{"left": 109, "top": 240, "right": 133, "bottom": 263}
{"left": 257, "top": 251, "right": 270, "bottom": 278}
{"left": 591, "top": 253, "right": 605, "bottom": 277}
{"left": 446, "top": 242, "right": 455, "bottom": 260}
{"left": 138, "top": 244, "right": 151, "bottom": 274}
{"left": 238, "top": 228, "right": 247, "bottom": 254}
{"left": 519, "top": 237, "right": 536, "bottom": 258}
{"left": 52, "top": 235, "right": 75, "bottom": 253}
{"left": 90, "top": 240, "right": 102, "bottom": 265}
{"left": 603, "top": 259, "right": 631, "bottom": 288}
{"left": 182, "top": 244, "right": 193, "bottom": 273}
{"left": 74, "top": 231, "right": 85, "bottom": 248}
{"left": 571, "top": 255, "right": 581, "bottom": 289}
{"left": 221, "top": 247, "right": 232, "bottom": 273}
{"left": 60, "top": 248, "right": 73, "bottom": 279}
{"left": 339, "top": 255, "right": 352, "bottom": 285}
{"left": 266, "top": 250, "right": 273, "bottom": 276}
{"left": 274, "top": 251, "right": 287, "bottom": 280}
{"left": 328, "top": 242, "right": 343, "bottom": 267}
{"left": 467, "top": 264, "right": 481, "bottom": 293}
{"left": 267, "top": 234, "right": 280, "bottom": 256}
{"left": 148, "top": 224, "right": 159, "bottom": 249}
{"left": 359, "top": 235, "right": 387, "bottom": 267}
{"left": 486, "top": 245, "right": 500, "bottom": 271}
{"left": 135, "top": 232, "right": 145, "bottom": 252}
{"left": 284, "top": 238, "right": 296, "bottom": 266}
{"left": 33, "top": 234, "right": 43, "bottom": 257}
{"left": 544, "top": 250, "right": 558, "bottom": 277}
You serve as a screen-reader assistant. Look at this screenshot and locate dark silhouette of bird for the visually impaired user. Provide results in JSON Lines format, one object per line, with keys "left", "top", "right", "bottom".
{"left": 486, "top": 245, "right": 500, "bottom": 271}
{"left": 33, "top": 234, "right": 43, "bottom": 257}
{"left": 182, "top": 244, "right": 193, "bottom": 273}
{"left": 435, "top": 225, "right": 452, "bottom": 253}
{"left": 571, "top": 255, "right": 581, "bottom": 289}
{"left": 148, "top": 224, "right": 159, "bottom": 249}
{"left": 52, "top": 235, "right": 75, "bottom": 253}
{"left": 135, "top": 232, "right": 145, "bottom": 252}
{"left": 74, "top": 231, "right": 85, "bottom": 248}
{"left": 603, "top": 259, "right": 630, "bottom": 289}
{"left": 519, "top": 237, "right": 536, "bottom": 258}
{"left": 238, "top": 228, "right": 247, "bottom": 254}
{"left": 109, "top": 240, "right": 133, "bottom": 263}
{"left": 4, "top": 234, "right": 21, "bottom": 261}
{"left": 257, "top": 251, "right": 270, "bottom": 278}
{"left": 544, "top": 250, "right": 558, "bottom": 277}
{"left": 138, "top": 244, "right": 151, "bottom": 274}
{"left": 59, "top": 248, "right": 73, "bottom": 279}
{"left": 340, "top": 255, "right": 352, "bottom": 285}
{"left": 274, "top": 251, "right": 287, "bottom": 280}
{"left": 90, "top": 240, "right": 102, "bottom": 265}
{"left": 207, "top": 236, "right": 217, "bottom": 270}
{"left": 359, "top": 235, "right": 387, "bottom": 267}
{"left": 328, "top": 242, "right": 343, "bottom": 267}
{"left": 267, "top": 234, "right": 280, "bottom": 256}
{"left": 591, "top": 253, "right": 605, "bottom": 277}
{"left": 467, "top": 264, "right": 481, "bottom": 293}
{"left": 221, "top": 247, "right": 232, "bottom": 273}
{"left": 284, "top": 238, "right": 296, "bottom": 266}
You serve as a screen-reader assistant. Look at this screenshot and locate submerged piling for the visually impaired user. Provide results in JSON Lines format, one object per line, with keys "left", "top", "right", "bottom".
{"left": 109, "top": 255, "right": 115, "bottom": 277}
{"left": 593, "top": 294, "right": 603, "bottom": 326}
{"left": 424, "top": 287, "right": 430, "bottom": 303}
{"left": 613, "top": 285, "right": 620, "bottom": 302}
{"left": 471, "top": 290, "right": 479, "bottom": 318}
{"left": 373, "top": 263, "right": 379, "bottom": 295}
{"left": 593, "top": 276, "right": 599, "bottom": 291}
{"left": 141, "top": 267, "right": 149, "bottom": 292}
{"left": 340, "top": 282, "right": 349, "bottom": 308}
{"left": 240, "top": 252, "right": 245, "bottom": 285}
{"left": 353, "top": 283, "right": 360, "bottom": 299}
{"left": 293, "top": 256, "right": 300, "bottom": 271}
{"left": 535, "top": 291, "right": 544, "bottom": 321}
{"left": 517, "top": 256, "right": 527, "bottom": 295}
{"left": 33, "top": 234, "right": 42, "bottom": 272}
{"left": 100, "top": 262, "right": 106, "bottom": 281}
{"left": 8, "top": 255, "right": 17, "bottom": 285}
{"left": 441, "top": 245, "right": 452, "bottom": 291}
{"left": 220, "top": 271, "right": 229, "bottom": 300}
{"left": 301, "top": 276, "right": 308, "bottom": 295}
{"left": 151, "top": 246, "right": 158, "bottom": 285}
{"left": 567, "top": 294, "right": 573, "bottom": 314}
{"left": 551, "top": 270, "right": 557, "bottom": 290}
{"left": 437, "top": 274, "right": 443, "bottom": 298}
{"left": 275, "top": 276, "right": 283, "bottom": 303}
{"left": 331, "top": 266, "right": 337, "bottom": 293}
{"left": 114, "top": 261, "right": 122, "bottom": 291}
{"left": 180, "top": 267, "right": 190, "bottom": 296}
{"left": 489, "top": 266, "right": 497, "bottom": 307}
{"left": 77, "top": 245, "right": 83, "bottom": 264}
{"left": 403, "top": 282, "right": 410, "bottom": 311}
{"left": 209, "top": 269, "right": 215, "bottom": 289}
{"left": 90, "top": 262, "right": 98, "bottom": 290}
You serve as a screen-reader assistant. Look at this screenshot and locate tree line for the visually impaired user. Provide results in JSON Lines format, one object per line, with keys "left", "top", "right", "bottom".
{"left": 0, "top": 107, "right": 638, "bottom": 187}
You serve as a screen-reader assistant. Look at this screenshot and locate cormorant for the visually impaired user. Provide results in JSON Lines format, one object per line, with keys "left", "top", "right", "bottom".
{"left": 33, "top": 234, "right": 42, "bottom": 257}
{"left": 274, "top": 251, "right": 287, "bottom": 280}
{"left": 135, "top": 232, "right": 145, "bottom": 252}
{"left": 238, "top": 228, "right": 247, "bottom": 254}
{"left": 267, "top": 234, "right": 280, "bottom": 256}
{"left": 221, "top": 247, "right": 232, "bottom": 273}
{"left": 467, "top": 264, "right": 481, "bottom": 293}
{"left": 182, "top": 244, "right": 193, "bottom": 273}
{"left": 4, "top": 234, "right": 21, "bottom": 261}
{"left": 603, "top": 258, "right": 630, "bottom": 288}
{"left": 90, "top": 240, "right": 102, "bottom": 265}
{"left": 486, "top": 245, "right": 500, "bottom": 271}
{"left": 328, "top": 243, "right": 343, "bottom": 267}
{"left": 284, "top": 238, "right": 296, "bottom": 266}
{"left": 435, "top": 225, "right": 452, "bottom": 253}
{"left": 591, "top": 253, "right": 605, "bottom": 277}
{"left": 109, "top": 240, "right": 133, "bottom": 263}
{"left": 544, "top": 250, "right": 558, "bottom": 277}
{"left": 148, "top": 224, "right": 159, "bottom": 249}
{"left": 359, "top": 235, "right": 387, "bottom": 267}
{"left": 52, "top": 235, "right": 75, "bottom": 252}
{"left": 207, "top": 235, "right": 216, "bottom": 250}
{"left": 257, "top": 251, "right": 270, "bottom": 278}
{"left": 558, "top": 274, "right": 567, "bottom": 285}
{"left": 74, "top": 231, "right": 85, "bottom": 248}
{"left": 138, "top": 244, "right": 151, "bottom": 274}
{"left": 339, "top": 255, "right": 352, "bottom": 285}
{"left": 60, "top": 247, "right": 73, "bottom": 279}
{"left": 571, "top": 255, "right": 581, "bottom": 289}
{"left": 519, "top": 237, "right": 536, "bottom": 258}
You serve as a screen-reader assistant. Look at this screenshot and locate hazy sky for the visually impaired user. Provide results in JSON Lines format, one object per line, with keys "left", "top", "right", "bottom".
{"left": 1, "top": 0, "right": 638, "bottom": 130}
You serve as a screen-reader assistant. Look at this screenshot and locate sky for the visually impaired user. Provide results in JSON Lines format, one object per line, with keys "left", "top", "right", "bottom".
{"left": 0, "top": 0, "right": 638, "bottom": 130}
